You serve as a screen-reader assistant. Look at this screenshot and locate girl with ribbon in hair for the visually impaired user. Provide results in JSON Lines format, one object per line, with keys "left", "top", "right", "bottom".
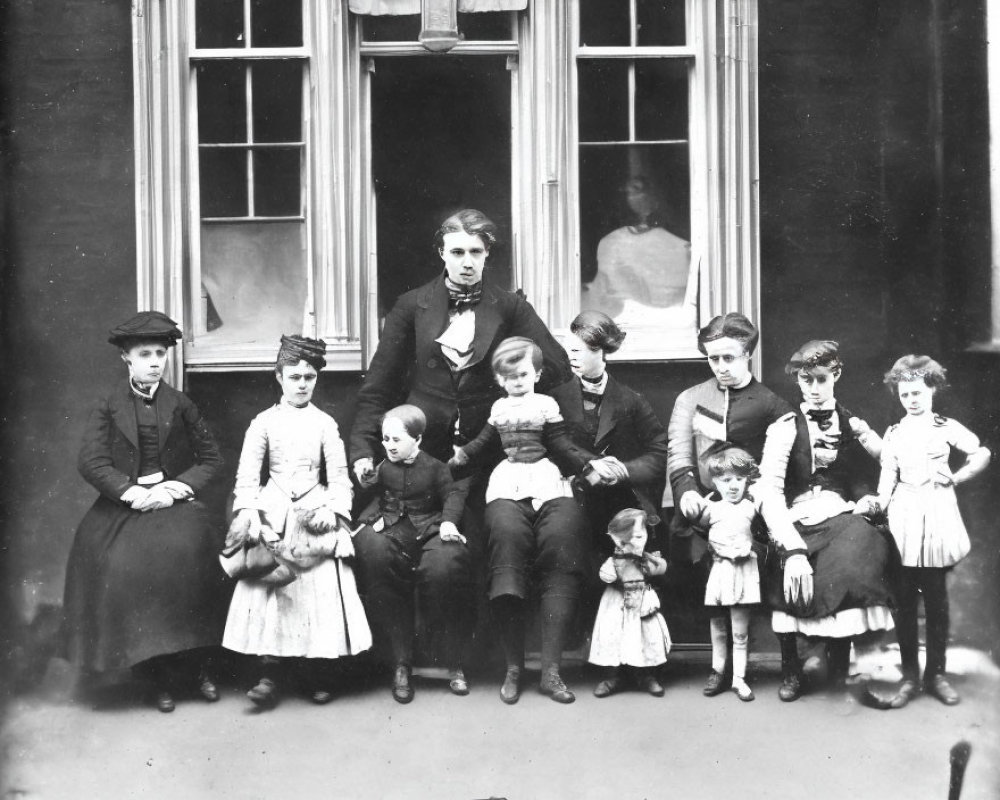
{"left": 63, "top": 311, "right": 226, "bottom": 713}
{"left": 857, "top": 355, "right": 990, "bottom": 708}
{"left": 222, "top": 335, "right": 371, "bottom": 709}
{"left": 758, "top": 340, "right": 896, "bottom": 701}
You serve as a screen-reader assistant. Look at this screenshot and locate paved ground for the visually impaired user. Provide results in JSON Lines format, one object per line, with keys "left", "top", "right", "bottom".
{"left": 2, "top": 647, "right": 998, "bottom": 800}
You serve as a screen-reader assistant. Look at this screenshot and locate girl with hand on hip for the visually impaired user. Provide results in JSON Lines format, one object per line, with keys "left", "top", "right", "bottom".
{"left": 859, "top": 355, "right": 990, "bottom": 708}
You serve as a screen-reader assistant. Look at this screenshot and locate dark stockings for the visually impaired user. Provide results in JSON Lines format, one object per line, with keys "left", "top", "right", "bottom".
{"left": 491, "top": 595, "right": 526, "bottom": 670}
{"left": 539, "top": 594, "right": 576, "bottom": 673}
{"left": 896, "top": 567, "right": 950, "bottom": 682}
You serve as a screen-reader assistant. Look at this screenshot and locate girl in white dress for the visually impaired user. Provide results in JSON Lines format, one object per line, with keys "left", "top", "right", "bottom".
{"left": 222, "top": 335, "right": 371, "bottom": 708}
{"left": 588, "top": 508, "right": 671, "bottom": 698}
{"left": 689, "top": 447, "right": 763, "bottom": 702}
{"left": 862, "top": 355, "right": 990, "bottom": 708}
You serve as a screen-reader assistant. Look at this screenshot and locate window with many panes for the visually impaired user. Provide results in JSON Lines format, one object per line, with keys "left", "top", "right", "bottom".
{"left": 133, "top": 0, "right": 758, "bottom": 374}
{"left": 575, "top": 0, "right": 701, "bottom": 358}
{"left": 188, "top": 0, "right": 310, "bottom": 364}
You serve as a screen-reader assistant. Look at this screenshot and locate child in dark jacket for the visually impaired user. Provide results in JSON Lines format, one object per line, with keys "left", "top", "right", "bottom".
{"left": 352, "top": 404, "right": 472, "bottom": 703}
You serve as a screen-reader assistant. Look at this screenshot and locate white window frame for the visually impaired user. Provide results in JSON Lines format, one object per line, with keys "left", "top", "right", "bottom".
{"left": 550, "top": 0, "right": 761, "bottom": 362}
{"left": 132, "top": 0, "right": 759, "bottom": 379}
{"left": 133, "top": 0, "right": 364, "bottom": 378}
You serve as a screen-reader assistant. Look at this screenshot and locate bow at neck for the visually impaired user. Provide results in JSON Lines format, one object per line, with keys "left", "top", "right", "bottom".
{"left": 806, "top": 408, "right": 835, "bottom": 431}
{"left": 445, "top": 277, "right": 483, "bottom": 311}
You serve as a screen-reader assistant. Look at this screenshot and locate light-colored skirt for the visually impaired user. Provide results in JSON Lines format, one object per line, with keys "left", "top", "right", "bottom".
{"left": 485, "top": 457, "right": 574, "bottom": 506}
{"left": 705, "top": 552, "right": 760, "bottom": 606}
{"left": 223, "top": 556, "right": 372, "bottom": 658}
{"left": 589, "top": 585, "right": 672, "bottom": 667}
{"left": 888, "top": 482, "right": 971, "bottom": 568}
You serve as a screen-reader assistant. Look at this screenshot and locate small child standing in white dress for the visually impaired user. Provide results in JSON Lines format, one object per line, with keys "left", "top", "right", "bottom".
{"left": 588, "top": 508, "right": 671, "bottom": 697}
{"left": 862, "top": 355, "right": 990, "bottom": 708}
{"left": 222, "top": 335, "right": 372, "bottom": 708}
{"left": 689, "top": 447, "right": 763, "bottom": 702}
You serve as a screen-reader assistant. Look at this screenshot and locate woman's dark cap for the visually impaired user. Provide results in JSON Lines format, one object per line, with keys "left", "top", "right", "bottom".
{"left": 108, "top": 310, "right": 182, "bottom": 347}
{"left": 785, "top": 340, "right": 842, "bottom": 376}
{"left": 277, "top": 334, "right": 328, "bottom": 372}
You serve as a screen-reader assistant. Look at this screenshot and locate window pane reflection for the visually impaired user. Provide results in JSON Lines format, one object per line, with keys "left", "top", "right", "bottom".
{"left": 200, "top": 148, "right": 248, "bottom": 217}
{"left": 252, "top": 61, "right": 302, "bottom": 143}
{"left": 578, "top": 60, "right": 629, "bottom": 142}
{"left": 254, "top": 149, "right": 302, "bottom": 216}
{"left": 635, "top": 59, "right": 689, "bottom": 140}
{"left": 197, "top": 221, "right": 308, "bottom": 344}
{"left": 636, "top": 0, "right": 686, "bottom": 46}
{"left": 251, "top": 0, "right": 303, "bottom": 47}
{"left": 579, "top": 145, "right": 693, "bottom": 328}
{"left": 579, "top": 0, "right": 630, "bottom": 46}
{"left": 361, "top": 14, "right": 421, "bottom": 42}
{"left": 458, "top": 12, "right": 513, "bottom": 40}
{"left": 195, "top": 0, "right": 243, "bottom": 49}
{"left": 197, "top": 62, "right": 246, "bottom": 144}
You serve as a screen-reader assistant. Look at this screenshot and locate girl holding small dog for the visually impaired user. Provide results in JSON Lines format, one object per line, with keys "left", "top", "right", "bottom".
{"left": 221, "top": 335, "right": 371, "bottom": 709}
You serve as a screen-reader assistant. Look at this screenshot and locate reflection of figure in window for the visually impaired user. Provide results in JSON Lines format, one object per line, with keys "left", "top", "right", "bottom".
{"left": 583, "top": 176, "right": 691, "bottom": 320}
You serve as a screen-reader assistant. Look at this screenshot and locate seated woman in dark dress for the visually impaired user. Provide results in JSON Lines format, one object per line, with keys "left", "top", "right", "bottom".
{"left": 758, "top": 340, "right": 896, "bottom": 701}
{"left": 63, "top": 311, "right": 226, "bottom": 712}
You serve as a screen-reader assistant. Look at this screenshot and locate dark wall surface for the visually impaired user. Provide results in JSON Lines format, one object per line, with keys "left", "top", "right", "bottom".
{"left": 1, "top": 1, "right": 996, "bottom": 655}
{"left": 759, "top": 0, "right": 997, "bottom": 652}
{"left": 1, "top": 0, "right": 137, "bottom": 625}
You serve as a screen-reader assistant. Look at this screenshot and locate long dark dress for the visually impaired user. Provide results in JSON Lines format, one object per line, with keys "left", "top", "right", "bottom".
{"left": 63, "top": 381, "right": 226, "bottom": 672}
{"left": 759, "top": 402, "right": 895, "bottom": 636}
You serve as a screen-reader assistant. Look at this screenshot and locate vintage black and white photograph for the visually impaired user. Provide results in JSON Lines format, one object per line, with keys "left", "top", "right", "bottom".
{"left": 1, "top": 0, "right": 999, "bottom": 798}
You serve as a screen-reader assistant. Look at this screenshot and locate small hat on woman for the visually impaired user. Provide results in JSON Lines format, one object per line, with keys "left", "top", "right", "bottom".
{"left": 108, "top": 311, "right": 182, "bottom": 347}
{"left": 277, "top": 334, "right": 327, "bottom": 372}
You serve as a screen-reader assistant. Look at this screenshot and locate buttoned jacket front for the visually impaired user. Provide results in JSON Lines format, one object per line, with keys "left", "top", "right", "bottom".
{"left": 351, "top": 275, "right": 583, "bottom": 468}
{"left": 78, "top": 380, "right": 223, "bottom": 502}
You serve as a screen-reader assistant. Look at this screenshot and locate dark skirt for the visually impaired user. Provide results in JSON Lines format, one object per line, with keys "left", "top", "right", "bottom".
{"left": 765, "top": 513, "right": 897, "bottom": 619}
{"left": 63, "top": 495, "right": 229, "bottom": 673}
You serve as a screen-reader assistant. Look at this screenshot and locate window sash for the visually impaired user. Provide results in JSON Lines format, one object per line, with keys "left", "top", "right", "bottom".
{"left": 132, "top": 0, "right": 758, "bottom": 374}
